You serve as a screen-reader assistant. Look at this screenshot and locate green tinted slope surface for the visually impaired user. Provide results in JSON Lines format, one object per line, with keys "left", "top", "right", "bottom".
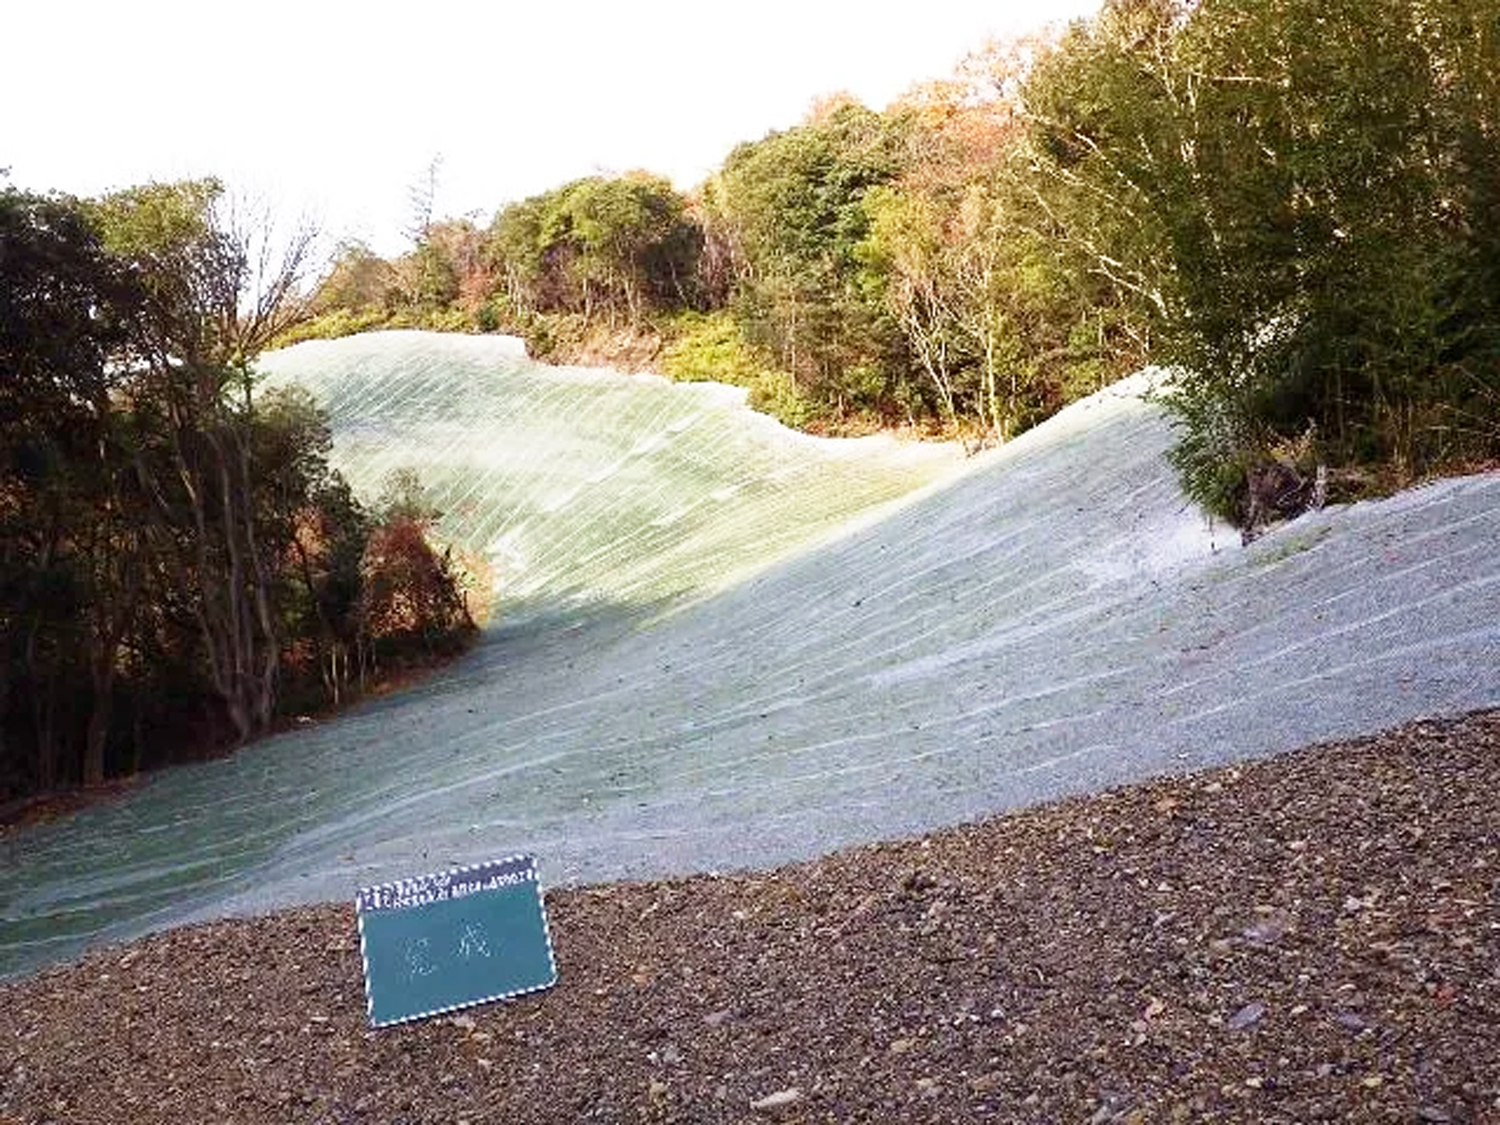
{"left": 258, "top": 332, "right": 959, "bottom": 622}
{"left": 2, "top": 335, "right": 1497, "bottom": 979}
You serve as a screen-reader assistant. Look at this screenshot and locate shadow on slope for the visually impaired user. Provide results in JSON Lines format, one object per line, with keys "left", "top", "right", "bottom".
{"left": 0, "top": 593, "right": 679, "bottom": 979}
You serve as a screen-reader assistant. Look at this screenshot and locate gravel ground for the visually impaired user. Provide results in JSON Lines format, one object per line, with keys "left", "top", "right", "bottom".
{"left": 3, "top": 709, "right": 1497, "bottom": 1124}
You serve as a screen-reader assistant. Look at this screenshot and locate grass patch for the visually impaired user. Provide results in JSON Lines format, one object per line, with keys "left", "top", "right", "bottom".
{"left": 1252, "top": 523, "right": 1333, "bottom": 566}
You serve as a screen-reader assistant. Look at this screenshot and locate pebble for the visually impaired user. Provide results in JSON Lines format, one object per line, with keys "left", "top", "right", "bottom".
{"left": 751, "top": 1087, "right": 803, "bottom": 1111}
{"left": 1089, "top": 1102, "right": 1144, "bottom": 1124}
{"left": 1226, "top": 1001, "right": 1266, "bottom": 1031}
{"left": 1242, "top": 912, "right": 1291, "bottom": 943}
{"left": 1333, "top": 1010, "right": 1369, "bottom": 1033}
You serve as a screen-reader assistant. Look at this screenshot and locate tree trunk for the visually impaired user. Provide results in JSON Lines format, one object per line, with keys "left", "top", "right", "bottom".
{"left": 83, "top": 654, "right": 115, "bottom": 788}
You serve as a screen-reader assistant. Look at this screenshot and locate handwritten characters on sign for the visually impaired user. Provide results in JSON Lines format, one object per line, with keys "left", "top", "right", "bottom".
{"left": 356, "top": 854, "right": 557, "bottom": 1027}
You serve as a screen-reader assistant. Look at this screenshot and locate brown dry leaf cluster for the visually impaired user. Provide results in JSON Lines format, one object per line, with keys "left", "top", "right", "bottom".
{"left": 2, "top": 711, "right": 1497, "bottom": 1123}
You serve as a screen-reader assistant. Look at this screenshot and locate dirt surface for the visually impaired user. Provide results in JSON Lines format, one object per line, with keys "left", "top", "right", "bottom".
{"left": 534, "top": 320, "right": 666, "bottom": 374}
{"left": 3, "top": 710, "right": 1497, "bottom": 1124}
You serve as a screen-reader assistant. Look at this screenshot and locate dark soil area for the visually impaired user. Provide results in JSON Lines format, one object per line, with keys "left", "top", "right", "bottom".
{"left": 2, "top": 711, "right": 1497, "bottom": 1123}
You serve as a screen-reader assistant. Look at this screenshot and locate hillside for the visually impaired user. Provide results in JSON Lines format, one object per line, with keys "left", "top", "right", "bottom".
{"left": 2, "top": 333, "right": 1497, "bottom": 984}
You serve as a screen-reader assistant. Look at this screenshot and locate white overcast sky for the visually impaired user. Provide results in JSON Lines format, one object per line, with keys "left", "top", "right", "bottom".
{"left": 4, "top": 0, "right": 1097, "bottom": 255}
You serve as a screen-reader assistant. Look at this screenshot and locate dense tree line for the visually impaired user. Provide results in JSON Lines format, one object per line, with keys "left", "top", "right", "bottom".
{"left": 1023, "top": 0, "right": 1500, "bottom": 520}
{"left": 299, "top": 0, "right": 1498, "bottom": 511}
{"left": 1, "top": 182, "right": 475, "bottom": 801}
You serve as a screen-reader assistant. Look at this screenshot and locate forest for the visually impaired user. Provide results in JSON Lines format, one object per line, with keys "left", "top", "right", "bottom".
{"left": 0, "top": 182, "right": 476, "bottom": 802}
{"left": 4, "top": 0, "right": 1498, "bottom": 802}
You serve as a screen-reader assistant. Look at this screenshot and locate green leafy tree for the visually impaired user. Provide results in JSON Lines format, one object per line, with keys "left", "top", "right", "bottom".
{"left": 394, "top": 240, "right": 461, "bottom": 310}
{"left": 1, "top": 179, "right": 486, "bottom": 799}
{"left": 0, "top": 188, "right": 147, "bottom": 789}
{"left": 90, "top": 179, "right": 324, "bottom": 742}
{"left": 287, "top": 449, "right": 371, "bottom": 708}
{"left": 485, "top": 174, "right": 702, "bottom": 326}
{"left": 704, "top": 98, "right": 910, "bottom": 419}
{"left": 484, "top": 195, "right": 548, "bottom": 319}
{"left": 1022, "top": 0, "right": 1500, "bottom": 518}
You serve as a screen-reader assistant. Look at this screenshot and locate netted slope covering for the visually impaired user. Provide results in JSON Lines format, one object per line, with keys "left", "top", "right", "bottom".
{"left": 2, "top": 340, "right": 1497, "bottom": 981}
{"left": 258, "top": 332, "right": 961, "bottom": 621}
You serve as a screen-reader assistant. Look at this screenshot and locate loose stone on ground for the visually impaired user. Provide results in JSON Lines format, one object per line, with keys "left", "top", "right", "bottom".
{"left": 1, "top": 710, "right": 1497, "bottom": 1122}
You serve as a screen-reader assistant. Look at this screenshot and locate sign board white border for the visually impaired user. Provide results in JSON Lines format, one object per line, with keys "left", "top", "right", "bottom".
{"left": 355, "top": 853, "right": 558, "bottom": 1028}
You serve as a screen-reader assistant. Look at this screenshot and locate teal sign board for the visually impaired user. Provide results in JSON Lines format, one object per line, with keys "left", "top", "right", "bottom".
{"left": 356, "top": 854, "right": 558, "bottom": 1028}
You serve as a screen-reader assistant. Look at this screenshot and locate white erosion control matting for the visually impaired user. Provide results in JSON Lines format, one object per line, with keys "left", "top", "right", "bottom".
{"left": 3, "top": 333, "right": 1497, "bottom": 977}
